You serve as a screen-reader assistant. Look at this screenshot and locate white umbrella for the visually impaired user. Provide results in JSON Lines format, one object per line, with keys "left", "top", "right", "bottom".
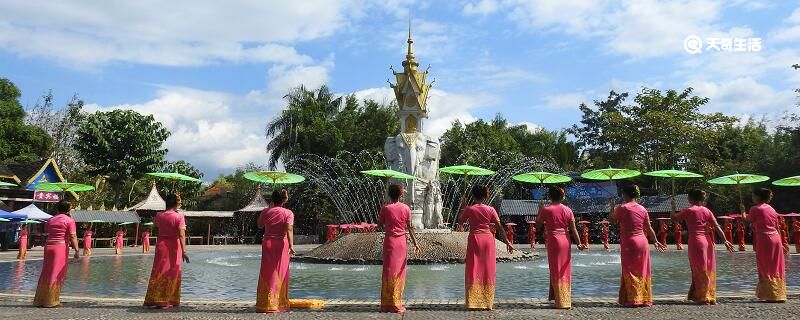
{"left": 12, "top": 204, "right": 53, "bottom": 220}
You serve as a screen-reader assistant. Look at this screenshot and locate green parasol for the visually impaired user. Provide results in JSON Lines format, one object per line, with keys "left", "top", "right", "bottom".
{"left": 0, "top": 181, "right": 17, "bottom": 187}
{"left": 512, "top": 172, "right": 572, "bottom": 184}
{"left": 439, "top": 165, "right": 495, "bottom": 176}
{"left": 581, "top": 167, "right": 641, "bottom": 214}
{"left": 772, "top": 175, "right": 800, "bottom": 187}
{"left": 513, "top": 172, "right": 572, "bottom": 210}
{"left": 20, "top": 219, "right": 41, "bottom": 224}
{"left": 361, "top": 169, "right": 416, "bottom": 180}
{"left": 143, "top": 222, "right": 154, "bottom": 226}
{"left": 87, "top": 219, "right": 105, "bottom": 223}
{"left": 645, "top": 169, "right": 703, "bottom": 214}
{"left": 35, "top": 182, "right": 95, "bottom": 193}
{"left": 146, "top": 172, "right": 202, "bottom": 183}
{"left": 0, "top": 217, "right": 10, "bottom": 222}
{"left": 708, "top": 172, "right": 770, "bottom": 214}
{"left": 581, "top": 167, "right": 641, "bottom": 181}
{"left": 118, "top": 222, "right": 135, "bottom": 226}
{"left": 244, "top": 171, "right": 306, "bottom": 185}
{"left": 440, "top": 164, "right": 495, "bottom": 228}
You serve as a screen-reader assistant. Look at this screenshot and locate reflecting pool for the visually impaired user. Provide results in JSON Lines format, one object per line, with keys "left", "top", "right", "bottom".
{"left": 1, "top": 248, "right": 797, "bottom": 300}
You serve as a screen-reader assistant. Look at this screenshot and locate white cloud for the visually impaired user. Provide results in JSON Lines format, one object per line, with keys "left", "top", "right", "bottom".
{"left": 0, "top": 1, "right": 359, "bottom": 67}
{"left": 84, "top": 88, "right": 269, "bottom": 175}
{"left": 544, "top": 92, "right": 587, "bottom": 109}
{"left": 689, "top": 77, "right": 796, "bottom": 114}
{"left": 353, "top": 87, "right": 495, "bottom": 139}
{"left": 463, "top": 0, "right": 500, "bottom": 16}
{"left": 516, "top": 121, "right": 543, "bottom": 133}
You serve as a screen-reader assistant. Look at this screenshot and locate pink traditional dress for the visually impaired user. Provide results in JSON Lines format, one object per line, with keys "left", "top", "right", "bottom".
{"left": 459, "top": 203, "right": 499, "bottom": 310}
{"left": 256, "top": 206, "right": 294, "bottom": 313}
{"left": 613, "top": 202, "right": 653, "bottom": 307}
{"left": 378, "top": 201, "right": 411, "bottom": 312}
{"left": 676, "top": 205, "right": 718, "bottom": 304}
{"left": 747, "top": 204, "right": 787, "bottom": 302}
{"left": 33, "top": 214, "right": 76, "bottom": 307}
{"left": 142, "top": 231, "right": 151, "bottom": 253}
{"left": 17, "top": 227, "right": 28, "bottom": 260}
{"left": 538, "top": 203, "right": 575, "bottom": 309}
{"left": 82, "top": 230, "right": 93, "bottom": 256}
{"left": 115, "top": 230, "right": 125, "bottom": 255}
{"left": 143, "top": 210, "right": 186, "bottom": 308}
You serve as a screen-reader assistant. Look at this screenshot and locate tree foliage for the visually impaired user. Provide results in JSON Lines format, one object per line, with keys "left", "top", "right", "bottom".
{"left": 75, "top": 109, "right": 170, "bottom": 202}
{"left": 158, "top": 160, "right": 204, "bottom": 209}
{"left": 265, "top": 85, "right": 399, "bottom": 169}
{"left": 0, "top": 78, "right": 54, "bottom": 163}
{"left": 25, "top": 91, "right": 86, "bottom": 175}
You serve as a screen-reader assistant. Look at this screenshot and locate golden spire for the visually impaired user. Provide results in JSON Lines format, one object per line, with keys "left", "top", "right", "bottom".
{"left": 402, "top": 18, "right": 419, "bottom": 71}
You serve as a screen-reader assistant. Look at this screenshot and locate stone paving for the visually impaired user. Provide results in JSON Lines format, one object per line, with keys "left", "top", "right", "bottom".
{"left": 0, "top": 292, "right": 798, "bottom": 319}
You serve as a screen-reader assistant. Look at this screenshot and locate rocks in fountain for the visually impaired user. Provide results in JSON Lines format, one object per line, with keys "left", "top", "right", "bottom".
{"left": 299, "top": 232, "right": 536, "bottom": 265}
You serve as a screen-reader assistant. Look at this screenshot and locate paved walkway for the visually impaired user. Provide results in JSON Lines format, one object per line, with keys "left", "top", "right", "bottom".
{"left": 0, "top": 292, "right": 797, "bottom": 319}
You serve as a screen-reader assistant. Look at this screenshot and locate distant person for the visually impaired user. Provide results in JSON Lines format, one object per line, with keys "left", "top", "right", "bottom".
{"left": 377, "top": 184, "right": 421, "bottom": 313}
{"left": 736, "top": 220, "right": 746, "bottom": 251}
{"left": 674, "top": 222, "right": 683, "bottom": 250}
{"left": 657, "top": 220, "right": 669, "bottom": 245}
{"left": 743, "top": 188, "right": 788, "bottom": 302}
{"left": 535, "top": 186, "right": 585, "bottom": 309}
{"left": 143, "top": 193, "right": 189, "bottom": 309}
{"left": 458, "top": 185, "right": 514, "bottom": 310}
{"left": 142, "top": 228, "right": 151, "bottom": 253}
{"left": 672, "top": 189, "right": 734, "bottom": 304}
{"left": 114, "top": 227, "right": 126, "bottom": 255}
{"left": 17, "top": 225, "right": 28, "bottom": 260}
{"left": 580, "top": 222, "right": 590, "bottom": 248}
{"left": 527, "top": 221, "right": 537, "bottom": 249}
{"left": 601, "top": 223, "right": 610, "bottom": 250}
{"left": 793, "top": 218, "right": 800, "bottom": 254}
{"left": 723, "top": 219, "right": 734, "bottom": 243}
{"left": 255, "top": 190, "right": 295, "bottom": 313}
{"left": 609, "top": 184, "right": 666, "bottom": 307}
{"left": 82, "top": 225, "right": 93, "bottom": 256}
{"left": 33, "top": 200, "right": 79, "bottom": 307}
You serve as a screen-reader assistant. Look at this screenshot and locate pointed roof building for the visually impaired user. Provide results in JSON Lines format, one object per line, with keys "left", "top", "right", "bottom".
{"left": 238, "top": 189, "right": 269, "bottom": 212}
{"left": 128, "top": 182, "right": 166, "bottom": 211}
{"left": 389, "top": 21, "right": 434, "bottom": 145}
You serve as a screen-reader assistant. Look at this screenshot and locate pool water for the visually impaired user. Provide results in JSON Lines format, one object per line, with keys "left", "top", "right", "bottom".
{"left": 1, "top": 248, "right": 797, "bottom": 300}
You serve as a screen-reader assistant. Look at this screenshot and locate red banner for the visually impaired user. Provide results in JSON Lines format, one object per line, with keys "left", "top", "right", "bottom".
{"left": 34, "top": 190, "right": 62, "bottom": 202}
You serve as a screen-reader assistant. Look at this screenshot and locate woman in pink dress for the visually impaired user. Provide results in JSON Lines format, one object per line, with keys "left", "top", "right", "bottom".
{"left": 143, "top": 194, "right": 189, "bottom": 309}
{"left": 17, "top": 225, "right": 28, "bottom": 260}
{"left": 142, "top": 228, "right": 151, "bottom": 253}
{"left": 458, "top": 185, "right": 514, "bottom": 310}
{"left": 33, "top": 201, "right": 80, "bottom": 307}
{"left": 535, "top": 187, "right": 586, "bottom": 309}
{"left": 377, "top": 185, "right": 421, "bottom": 313}
{"left": 609, "top": 185, "right": 666, "bottom": 307}
{"left": 82, "top": 226, "right": 93, "bottom": 256}
{"left": 114, "top": 227, "right": 126, "bottom": 255}
{"left": 256, "top": 190, "right": 295, "bottom": 313}
{"left": 743, "top": 188, "right": 788, "bottom": 302}
{"left": 672, "top": 189, "right": 734, "bottom": 304}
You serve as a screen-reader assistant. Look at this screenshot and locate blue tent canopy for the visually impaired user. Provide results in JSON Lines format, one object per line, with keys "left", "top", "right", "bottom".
{"left": 0, "top": 209, "right": 26, "bottom": 220}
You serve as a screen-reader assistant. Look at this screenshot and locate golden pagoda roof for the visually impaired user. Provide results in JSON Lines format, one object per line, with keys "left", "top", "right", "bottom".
{"left": 389, "top": 21, "right": 432, "bottom": 114}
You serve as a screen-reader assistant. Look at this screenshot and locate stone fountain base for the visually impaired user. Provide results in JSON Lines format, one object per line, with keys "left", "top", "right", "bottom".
{"left": 297, "top": 231, "right": 536, "bottom": 265}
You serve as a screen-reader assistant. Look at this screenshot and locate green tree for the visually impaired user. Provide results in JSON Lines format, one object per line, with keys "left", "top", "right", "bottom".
{"left": 0, "top": 78, "right": 54, "bottom": 163}
{"left": 265, "top": 85, "right": 399, "bottom": 168}
{"left": 25, "top": 91, "right": 87, "bottom": 175}
{"left": 75, "top": 109, "right": 170, "bottom": 204}
{"left": 158, "top": 160, "right": 204, "bottom": 209}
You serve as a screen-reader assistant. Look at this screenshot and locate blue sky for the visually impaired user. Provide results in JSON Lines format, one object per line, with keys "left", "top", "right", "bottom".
{"left": 1, "top": 1, "right": 799, "bottom": 179}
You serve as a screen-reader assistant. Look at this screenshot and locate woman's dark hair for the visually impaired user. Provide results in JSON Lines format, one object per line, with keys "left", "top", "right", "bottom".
{"left": 752, "top": 188, "right": 773, "bottom": 203}
{"left": 548, "top": 186, "right": 566, "bottom": 202}
{"left": 620, "top": 184, "right": 641, "bottom": 199}
{"left": 271, "top": 189, "right": 289, "bottom": 205}
{"left": 55, "top": 200, "right": 71, "bottom": 213}
{"left": 387, "top": 184, "right": 403, "bottom": 200}
{"left": 687, "top": 189, "right": 706, "bottom": 203}
{"left": 165, "top": 193, "right": 181, "bottom": 209}
{"left": 471, "top": 185, "right": 489, "bottom": 201}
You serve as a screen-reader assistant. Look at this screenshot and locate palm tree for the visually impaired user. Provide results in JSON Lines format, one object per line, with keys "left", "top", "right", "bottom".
{"left": 265, "top": 85, "right": 343, "bottom": 169}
